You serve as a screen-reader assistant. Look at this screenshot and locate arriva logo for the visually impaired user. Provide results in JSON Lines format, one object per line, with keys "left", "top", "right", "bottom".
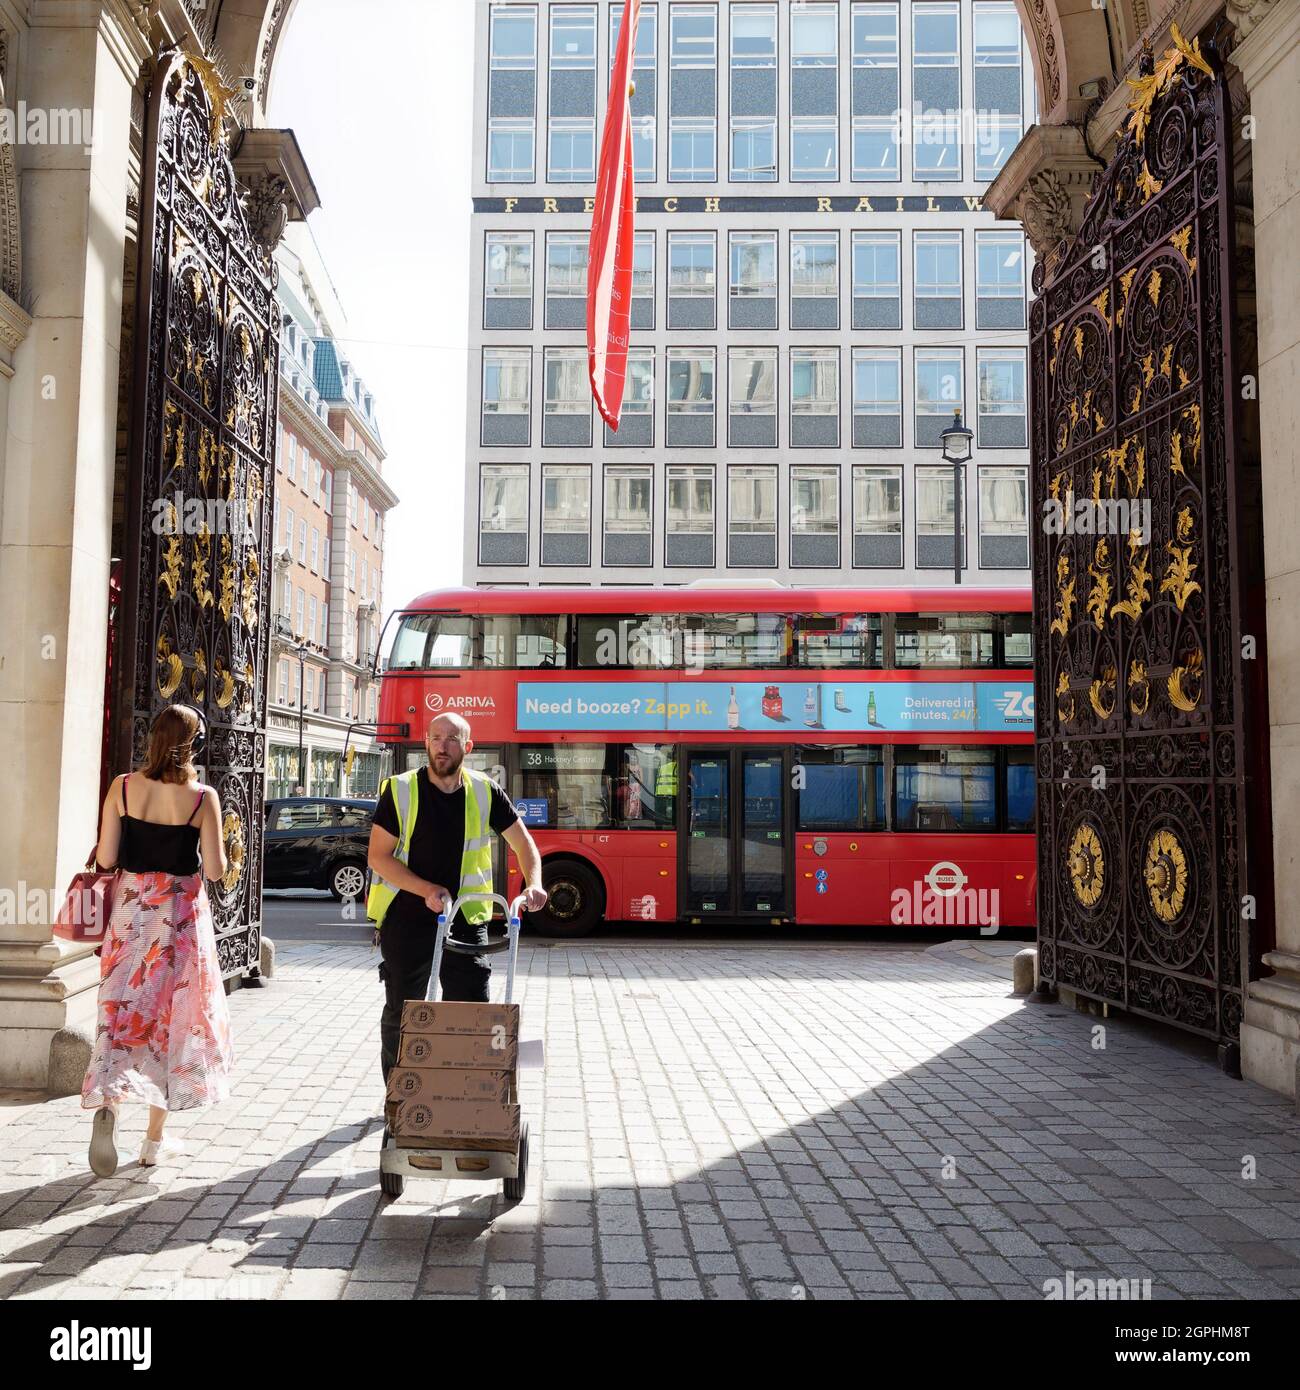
{"left": 424, "top": 692, "right": 497, "bottom": 713}
{"left": 993, "top": 689, "right": 1035, "bottom": 723}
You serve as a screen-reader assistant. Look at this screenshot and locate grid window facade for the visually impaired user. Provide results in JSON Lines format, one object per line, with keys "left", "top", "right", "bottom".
{"left": 853, "top": 464, "right": 903, "bottom": 567}
{"left": 979, "top": 465, "right": 1029, "bottom": 568}
{"left": 728, "top": 346, "right": 777, "bottom": 447}
{"left": 542, "top": 463, "right": 591, "bottom": 566}
{"left": 729, "top": 230, "right": 777, "bottom": 329}
{"left": 728, "top": 465, "right": 777, "bottom": 567}
{"left": 667, "top": 464, "right": 716, "bottom": 567}
{"left": 669, "top": 4, "right": 718, "bottom": 181}
{"left": 604, "top": 464, "right": 654, "bottom": 566}
{"left": 480, "top": 463, "right": 530, "bottom": 565}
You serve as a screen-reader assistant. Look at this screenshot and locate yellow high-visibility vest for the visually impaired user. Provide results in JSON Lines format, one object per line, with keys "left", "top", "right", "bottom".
{"left": 366, "top": 766, "right": 494, "bottom": 928}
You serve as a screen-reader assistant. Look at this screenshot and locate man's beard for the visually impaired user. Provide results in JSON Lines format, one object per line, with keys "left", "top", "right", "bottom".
{"left": 428, "top": 747, "right": 464, "bottom": 778}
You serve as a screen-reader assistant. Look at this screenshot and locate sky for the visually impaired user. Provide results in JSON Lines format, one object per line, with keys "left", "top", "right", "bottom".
{"left": 267, "top": 0, "right": 477, "bottom": 622}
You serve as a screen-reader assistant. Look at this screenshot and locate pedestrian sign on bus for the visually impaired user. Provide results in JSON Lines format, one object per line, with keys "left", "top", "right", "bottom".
{"left": 816, "top": 882, "right": 828, "bottom": 895}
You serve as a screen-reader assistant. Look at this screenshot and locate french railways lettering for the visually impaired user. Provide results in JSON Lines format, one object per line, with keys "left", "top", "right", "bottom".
{"left": 377, "top": 587, "right": 1035, "bottom": 937}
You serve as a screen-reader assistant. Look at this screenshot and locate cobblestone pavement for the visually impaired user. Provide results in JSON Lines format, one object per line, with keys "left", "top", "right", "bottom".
{"left": 2, "top": 938, "right": 1299, "bottom": 1301}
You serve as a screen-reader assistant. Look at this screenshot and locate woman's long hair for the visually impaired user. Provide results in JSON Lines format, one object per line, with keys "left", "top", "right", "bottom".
{"left": 138, "top": 704, "right": 201, "bottom": 784}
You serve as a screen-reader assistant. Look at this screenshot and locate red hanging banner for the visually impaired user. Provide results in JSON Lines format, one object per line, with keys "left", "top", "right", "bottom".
{"left": 587, "top": 0, "right": 640, "bottom": 431}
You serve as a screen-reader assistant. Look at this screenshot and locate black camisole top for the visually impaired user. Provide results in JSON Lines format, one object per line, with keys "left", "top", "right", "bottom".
{"left": 116, "top": 775, "right": 205, "bottom": 877}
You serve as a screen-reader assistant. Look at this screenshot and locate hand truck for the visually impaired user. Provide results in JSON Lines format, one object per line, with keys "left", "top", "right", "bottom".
{"left": 379, "top": 892, "right": 530, "bottom": 1202}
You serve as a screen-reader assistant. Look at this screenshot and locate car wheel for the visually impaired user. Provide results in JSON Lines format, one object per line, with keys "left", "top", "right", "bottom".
{"left": 531, "top": 860, "right": 603, "bottom": 938}
{"left": 330, "top": 860, "right": 367, "bottom": 902}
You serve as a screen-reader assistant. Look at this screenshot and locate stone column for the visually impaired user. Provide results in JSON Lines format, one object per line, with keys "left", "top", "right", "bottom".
{"left": 1233, "top": 0, "right": 1300, "bottom": 1103}
{"left": 0, "top": 1, "right": 149, "bottom": 1091}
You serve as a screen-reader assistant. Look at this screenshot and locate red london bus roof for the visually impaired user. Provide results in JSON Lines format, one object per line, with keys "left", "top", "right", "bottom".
{"left": 402, "top": 585, "right": 1032, "bottom": 617}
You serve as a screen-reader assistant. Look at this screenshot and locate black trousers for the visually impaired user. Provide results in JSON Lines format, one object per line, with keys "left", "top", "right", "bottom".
{"left": 378, "top": 913, "right": 490, "bottom": 1082}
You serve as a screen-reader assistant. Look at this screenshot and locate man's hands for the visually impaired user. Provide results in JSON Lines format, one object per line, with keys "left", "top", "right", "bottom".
{"left": 522, "top": 885, "right": 548, "bottom": 913}
{"left": 423, "top": 884, "right": 452, "bottom": 915}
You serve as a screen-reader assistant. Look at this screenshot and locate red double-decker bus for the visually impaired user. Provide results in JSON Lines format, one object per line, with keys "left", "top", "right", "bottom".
{"left": 376, "top": 586, "right": 1035, "bottom": 936}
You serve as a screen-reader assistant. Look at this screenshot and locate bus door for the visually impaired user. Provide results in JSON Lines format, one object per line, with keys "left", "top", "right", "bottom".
{"left": 680, "top": 748, "right": 790, "bottom": 919}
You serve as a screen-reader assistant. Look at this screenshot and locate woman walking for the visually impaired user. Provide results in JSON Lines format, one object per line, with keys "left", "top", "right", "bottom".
{"left": 83, "top": 704, "right": 234, "bottom": 1175}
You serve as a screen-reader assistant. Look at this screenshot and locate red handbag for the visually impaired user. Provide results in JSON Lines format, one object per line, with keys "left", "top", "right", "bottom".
{"left": 54, "top": 847, "right": 118, "bottom": 942}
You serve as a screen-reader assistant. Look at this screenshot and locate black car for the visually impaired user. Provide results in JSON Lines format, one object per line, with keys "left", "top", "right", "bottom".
{"left": 263, "top": 796, "right": 376, "bottom": 900}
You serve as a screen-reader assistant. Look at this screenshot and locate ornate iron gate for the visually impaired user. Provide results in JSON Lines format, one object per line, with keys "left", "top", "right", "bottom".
{"left": 117, "top": 49, "right": 279, "bottom": 979}
{"left": 1031, "top": 32, "right": 1262, "bottom": 1053}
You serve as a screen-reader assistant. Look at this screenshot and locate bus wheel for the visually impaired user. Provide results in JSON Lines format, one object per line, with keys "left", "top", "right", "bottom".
{"left": 533, "top": 860, "right": 603, "bottom": 938}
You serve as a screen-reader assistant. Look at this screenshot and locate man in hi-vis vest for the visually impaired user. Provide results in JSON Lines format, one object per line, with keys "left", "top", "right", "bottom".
{"left": 367, "top": 712, "right": 546, "bottom": 1080}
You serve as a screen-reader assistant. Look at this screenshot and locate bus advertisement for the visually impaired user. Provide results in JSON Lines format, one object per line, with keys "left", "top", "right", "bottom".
{"left": 377, "top": 586, "right": 1035, "bottom": 937}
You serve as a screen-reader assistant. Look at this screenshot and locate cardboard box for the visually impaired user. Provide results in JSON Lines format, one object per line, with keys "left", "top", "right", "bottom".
{"left": 400, "top": 1000, "right": 519, "bottom": 1038}
{"left": 390, "top": 1099, "right": 520, "bottom": 1152}
{"left": 397, "top": 1030, "right": 517, "bottom": 1069}
{"left": 386, "top": 1065, "right": 514, "bottom": 1106}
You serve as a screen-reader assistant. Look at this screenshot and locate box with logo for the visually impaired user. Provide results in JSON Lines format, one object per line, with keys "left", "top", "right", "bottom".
{"left": 400, "top": 1000, "right": 519, "bottom": 1038}
{"left": 396, "top": 1030, "right": 518, "bottom": 1069}
{"left": 386, "top": 1065, "right": 514, "bottom": 1107}
{"left": 390, "top": 1099, "right": 520, "bottom": 1152}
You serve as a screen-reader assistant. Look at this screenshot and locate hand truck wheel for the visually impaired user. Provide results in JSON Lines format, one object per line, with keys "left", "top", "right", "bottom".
{"left": 380, "top": 1127, "right": 404, "bottom": 1199}
{"left": 503, "top": 1123, "right": 529, "bottom": 1203}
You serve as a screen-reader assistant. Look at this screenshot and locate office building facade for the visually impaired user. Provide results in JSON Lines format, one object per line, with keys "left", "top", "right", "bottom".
{"left": 465, "top": 0, "right": 1036, "bottom": 586}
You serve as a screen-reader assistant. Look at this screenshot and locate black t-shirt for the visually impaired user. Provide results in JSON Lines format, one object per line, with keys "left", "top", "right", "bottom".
{"left": 372, "top": 769, "right": 518, "bottom": 929}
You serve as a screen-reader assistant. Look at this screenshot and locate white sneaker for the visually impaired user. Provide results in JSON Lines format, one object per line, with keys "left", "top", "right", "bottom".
{"left": 139, "top": 1136, "right": 186, "bottom": 1167}
{"left": 89, "top": 1106, "right": 118, "bottom": 1178}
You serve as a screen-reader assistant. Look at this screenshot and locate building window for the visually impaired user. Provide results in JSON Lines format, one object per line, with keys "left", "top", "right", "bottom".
{"left": 790, "top": 465, "right": 839, "bottom": 568}
{"left": 914, "top": 229, "right": 963, "bottom": 328}
{"left": 480, "top": 463, "right": 529, "bottom": 566}
{"left": 486, "top": 6, "right": 536, "bottom": 182}
{"left": 852, "top": 348, "right": 902, "bottom": 448}
{"left": 612, "top": 3, "right": 658, "bottom": 180}
{"left": 728, "top": 465, "right": 777, "bottom": 567}
{"left": 603, "top": 465, "right": 653, "bottom": 567}
{"left": 852, "top": 230, "right": 901, "bottom": 330}
{"left": 666, "top": 347, "right": 716, "bottom": 447}
{"left": 280, "top": 503, "right": 291, "bottom": 550}
{"left": 667, "top": 232, "right": 716, "bottom": 330}
{"left": 975, "top": 231, "right": 1025, "bottom": 329}
{"left": 548, "top": 117, "right": 596, "bottom": 182}
{"left": 728, "top": 230, "right": 776, "bottom": 329}
{"left": 606, "top": 347, "right": 655, "bottom": 447}
{"left": 295, "top": 587, "right": 305, "bottom": 636}
{"left": 297, "top": 519, "right": 307, "bottom": 564}
{"left": 545, "top": 232, "right": 588, "bottom": 329}
{"left": 484, "top": 231, "right": 533, "bottom": 329}
{"left": 310, "top": 528, "right": 319, "bottom": 573}
{"left": 979, "top": 466, "right": 1029, "bottom": 568}
{"left": 977, "top": 348, "right": 1027, "bottom": 448}
{"left": 543, "top": 347, "right": 592, "bottom": 448}
{"left": 851, "top": 2, "right": 900, "bottom": 180}
{"left": 790, "top": 2, "right": 838, "bottom": 181}
{"left": 669, "top": 4, "right": 717, "bottom": 182}
{"left": 974, "top": 2, "right": 1023, "bottom": 181}
{"left": 916, "top": 464, "right": 967, "bottom": 569}
{"left": 300, "top": 448, "right": 311, "bottom": 495}
{"left": 791, "top": 347, "right": 839, "bottom": 448}
{"left": 287, "top": 433, "right": 297, "bottom": 482}
{"left": 320, "top": 601, "right": 328, "bottom": 645}
{"left": 912, "top": 2, "right": 960, "bottom": 180}
{"left": 309, "top": 596, "right": 318, "bottom": 646}
{"left": 915, "top": 348, "right": 964, "bottom": 447}
{"left": 547, "top": 6, "right": 596, "bottom": 182}
{"left": 791, "top": 231, "right": 838, "bottom": 329}
{"left": 347, "top": 549, "right": 356, "bottom": 591}
{"left": 542, "top": 463, "right": 591, "bottom": 566}
{"left": 853, "top": 464, "right": 903, "bottom": 567}
{"left": 728, "top": 346, "right": 777, "bottom": 448}
{"left": 275, "top": 427, "right": 284, "bottom": 472}
{"left": 481, "top": 347, "right": 531, "bottom": 447}
{"left": 667, "top": 464, "right": 715, "bottom": 567}
{"left": 632, "top": 231, "right": 655, "bottom": 329}
{"left": 729, "top": 3, "right": 777, "bottom": 182}
{"left": 277, "top": 660, "right": 288, "bottom": 705}
{"left": 322, "top": 538, "right": 329, "bottom": 577}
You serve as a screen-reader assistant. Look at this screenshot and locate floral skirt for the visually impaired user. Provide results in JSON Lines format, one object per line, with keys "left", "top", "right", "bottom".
{"left": 81, "top": 871, "right": 234, "bottom": 1113}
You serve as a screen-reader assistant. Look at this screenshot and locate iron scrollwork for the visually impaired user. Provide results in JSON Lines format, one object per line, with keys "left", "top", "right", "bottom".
{"left": 116, "top": 48, "right": 280, "bottom": 980}
{"left": 1032, "top": 29, "right": 1259, "bottom": 1043}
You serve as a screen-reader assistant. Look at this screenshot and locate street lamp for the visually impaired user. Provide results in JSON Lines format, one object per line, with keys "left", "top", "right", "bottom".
{"left": 290, "top": 641, "right": 309, "bottom": 793}
{"left": 941, "top": 409, "right": 973, "bottom": 586}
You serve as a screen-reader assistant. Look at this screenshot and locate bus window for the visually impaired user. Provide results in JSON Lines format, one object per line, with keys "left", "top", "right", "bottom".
{"left": 388, "top": 613, "right": 435, "bottom": 670}
{"left": 427, "top": 615, "right": 474, "bottom": 668}
{"left": 796, "top": 749, "right": 885, "bottom": 830}
{"left": 895, "top": 614, "right": 995, "bottom": 668}
{"left": 517, "top": 744, "right": 612, "bottom": 828}
{"left": 678, "top": 613, "right": 788, "bottom": 669}
{"left": 481, "top": 614, "right": 568, "bottom": 668}
{"left": 1002, "top": 613, "right": 1033, "bottom": 667}
{"left": 793, "top": 614, "right": 883, "bottom": 669}
{"left": 615, "top": 745, "right": 677, "bottom": 828}
{"left": 574, "top": 614, "right": 679, "bottom": 668}
{"left": 895, "top": 748, "right": 996, "bottom": 831}
{"left": 1005, "top": 747, "right": 1035, "bottom": 831}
